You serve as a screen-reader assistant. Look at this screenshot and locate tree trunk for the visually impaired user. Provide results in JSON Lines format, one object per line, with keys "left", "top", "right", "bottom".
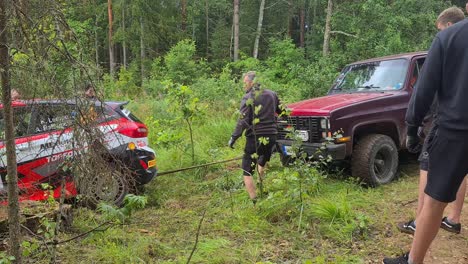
{"left": 287, "top": 0, "right": 293, "bottom": 37}
{"left": 181, "top": 0, "right": 187, "bottom": 32}
{"left": 95, "top": 13, "right": 99, "bottom": 67}
{"left": 299, "top": 3, "right": 305, "bottom": 48}
{"left": 233, "top": 0, "right": 239, "bottom": 61}
{"left": 0, "top": 1, "right": 22, "bottom": 262}
{"left": 122, "top": 0, "right": 127, "bottom": 69}
{"left": 323, "top": 0, "right": 332, "bottom": 56}
{"left": 107, "top": 0, "right": 115, "bottom": 77}
{"left": 140, "top": 17, "right": 146, "bottom": 82}
{"left": 253, "top": 0, "right": 265, "bottom": 59}
{"left": 205, "top": 0, "right": 209, "bottom": 57}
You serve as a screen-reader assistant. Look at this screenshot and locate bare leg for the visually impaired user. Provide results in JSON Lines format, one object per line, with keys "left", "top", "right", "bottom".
{"left": 447, "top": 176, "right": 467, "bottom": 223}
{"left": 409, "top": 194, "right": 448, "bottom": 264}
{"left": 415, "top": 170, "right": 428, "bottom": 219}
{"left": 243, "top": 176, "right": 256, "bottom": 200}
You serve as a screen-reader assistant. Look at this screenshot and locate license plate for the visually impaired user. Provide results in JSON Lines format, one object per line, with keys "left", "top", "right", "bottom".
{"left": 282, "top": 145, "right": 293, "bottom": 155}
{"left": 147, "top": 159, "right": 156, "bottom": 168}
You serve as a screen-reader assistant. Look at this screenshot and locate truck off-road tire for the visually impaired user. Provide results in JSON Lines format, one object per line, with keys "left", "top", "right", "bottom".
{"left": 351, "top": 134, "right": 398, "bottom": 186}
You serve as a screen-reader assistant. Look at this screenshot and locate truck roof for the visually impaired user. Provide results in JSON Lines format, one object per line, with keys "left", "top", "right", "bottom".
{"left": 349, "top": 51, "right": 428, "bottom": 66}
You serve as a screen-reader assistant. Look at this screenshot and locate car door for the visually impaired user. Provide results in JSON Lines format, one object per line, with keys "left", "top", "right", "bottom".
{"left": 0, "top": 105, "right": 35, "bottom": 191}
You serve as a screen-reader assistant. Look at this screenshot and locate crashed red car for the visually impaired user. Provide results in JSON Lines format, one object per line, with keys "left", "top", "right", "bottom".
{"left": 0, "top": 99, "right": 157, "bottom": 205}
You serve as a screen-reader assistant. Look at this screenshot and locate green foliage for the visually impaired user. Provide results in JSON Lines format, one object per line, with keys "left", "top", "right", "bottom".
{"left": 163, "top": 39, "right": 209, "bottom": 85}
{"left": 97, "top": 194, "right": 148, "bottom": 223}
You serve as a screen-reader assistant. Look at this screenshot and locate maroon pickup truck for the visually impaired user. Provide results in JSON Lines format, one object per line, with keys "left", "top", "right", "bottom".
{"left": 277, "top": 51, "right": 427, "bottom": 186}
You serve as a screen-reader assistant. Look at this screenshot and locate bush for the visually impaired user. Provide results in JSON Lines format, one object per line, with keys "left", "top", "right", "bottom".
{"left": 163, "top": 39, "right": 209, "bottom": 85}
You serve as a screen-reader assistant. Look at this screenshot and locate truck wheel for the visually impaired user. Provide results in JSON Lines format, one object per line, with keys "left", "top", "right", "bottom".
{"left": 351, "top": 134, "right": 398, "bottom": 186}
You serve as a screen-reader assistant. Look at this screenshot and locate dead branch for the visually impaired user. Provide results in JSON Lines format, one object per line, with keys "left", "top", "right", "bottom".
{"left": 330, "top": 30, "right": 359, "bottom": 38}
{"left": 186, "top": 209, "right": 207, "bottom": 264}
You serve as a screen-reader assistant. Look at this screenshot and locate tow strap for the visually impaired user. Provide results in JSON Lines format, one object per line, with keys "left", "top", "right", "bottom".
{"left": 157, "top": 156, "right": 242, "bottom": 176}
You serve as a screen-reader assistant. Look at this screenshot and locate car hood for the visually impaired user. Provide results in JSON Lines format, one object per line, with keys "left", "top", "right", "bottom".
{"left": 288, "top": 92, "right": 393, "bottom": 116}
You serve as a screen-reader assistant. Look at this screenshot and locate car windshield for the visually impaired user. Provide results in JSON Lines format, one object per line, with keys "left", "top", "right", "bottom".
{"left": 332, "top": 59, "right": 408, "bottom": 93}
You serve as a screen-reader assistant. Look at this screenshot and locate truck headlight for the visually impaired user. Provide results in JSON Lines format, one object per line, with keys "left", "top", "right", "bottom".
{"left": 320, "top": 118, "right": 329, "bottom": 130}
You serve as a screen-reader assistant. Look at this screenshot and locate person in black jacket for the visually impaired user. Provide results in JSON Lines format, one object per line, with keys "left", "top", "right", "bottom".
{"left": 384, "top": 10, "right": 468, "bottom": 264}
{"left": 396, "top": 6, "right": 466, "bottom": 237}
{"left": 228, "top": 71, "right": 283, "bottom": 204}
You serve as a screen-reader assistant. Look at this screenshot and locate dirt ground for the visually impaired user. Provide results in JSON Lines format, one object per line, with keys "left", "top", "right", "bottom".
{"left": 375, "top": 164, "right": 468, "bottom": 264}
{"left": 398, "top": 191, "right": 468, "bottom": 264}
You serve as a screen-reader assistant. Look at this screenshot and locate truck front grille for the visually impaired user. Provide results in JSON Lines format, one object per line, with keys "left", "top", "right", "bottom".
{"left": 277, "top": 116, "right": 321, "bottom": 143}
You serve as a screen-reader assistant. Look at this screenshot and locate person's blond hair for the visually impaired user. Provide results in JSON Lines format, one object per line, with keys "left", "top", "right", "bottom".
{"left": 436, "top": 6, "right": 465, "bottom": 26}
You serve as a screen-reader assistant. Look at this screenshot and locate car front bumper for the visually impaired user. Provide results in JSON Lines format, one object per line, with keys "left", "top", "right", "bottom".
{"left": 276, "top": 140, "right": 347, "bottom": 160}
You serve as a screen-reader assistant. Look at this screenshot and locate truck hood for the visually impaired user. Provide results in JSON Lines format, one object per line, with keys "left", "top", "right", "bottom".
{"left": 288, "top": 92, "right": 392, "bottom": 116}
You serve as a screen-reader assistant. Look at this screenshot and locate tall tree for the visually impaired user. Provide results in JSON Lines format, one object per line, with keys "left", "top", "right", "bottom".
{"left": 0, "top": 1, "right": 22, "bottom": 262}
{"left": 107, "top": 0, "right": 116, "bottom": 77}
{"left": 181, "top": 0, "right": 187, "bottom": 32}
{"left": 287, "top": 0, "right": 293, "bottom": 37}
{"left": 299, "top": 1, "right": 305, "bottom": 48}
{"left": 140, "top": 16, "right": 146, "bottom": 81}
{"left": 205, "top": 0, "right": 209, "bottom": 57}
{"left": 253, "top": 0, "right": 266, "bottom": 59}
{"left": 233, "top": 0, "right": 239, "bottom": 61}
{"left": 121, "top": 0, "right": 127, "bottom": 69}
{"left": 323, "top": 0, "right": 332, "bottom": 56}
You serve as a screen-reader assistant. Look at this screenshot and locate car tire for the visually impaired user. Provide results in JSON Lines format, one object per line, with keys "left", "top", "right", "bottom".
{"left": 351, "top": 134, "right": 398, "bottom": 187}
{"left": 85, "top": 162, "right": 129, "bottom": 208}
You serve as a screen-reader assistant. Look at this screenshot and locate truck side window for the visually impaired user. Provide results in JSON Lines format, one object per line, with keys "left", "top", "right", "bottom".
{"left": 410, "top": 58, "right": 425, "bottom": 89}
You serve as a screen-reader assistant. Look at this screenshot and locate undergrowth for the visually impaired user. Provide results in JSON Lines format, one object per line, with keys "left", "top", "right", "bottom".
{"left": 49, "top": 101, "right": 421, "bottom": 263}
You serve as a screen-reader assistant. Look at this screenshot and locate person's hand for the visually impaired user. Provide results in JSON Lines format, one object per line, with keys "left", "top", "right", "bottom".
{"left": 407, "top": 125, "right": 422, "bottom": 153}
{"left": 228, "top": 137, "right": 236, "bottom": 149}
{"left": 406, "top": 135, "right": 422, "bottom": 153}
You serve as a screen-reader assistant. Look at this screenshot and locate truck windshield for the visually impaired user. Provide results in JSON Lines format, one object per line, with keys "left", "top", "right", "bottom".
{"left": 332, "top": 59, "right": 408, "bottom": 93}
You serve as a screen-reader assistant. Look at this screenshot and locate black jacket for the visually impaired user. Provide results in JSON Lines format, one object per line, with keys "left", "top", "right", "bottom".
{"left": 232, "top": 84, "right": 282, "bottom": 139}
{"left": 406, "top": 19, "right": 468, "bottom": 136}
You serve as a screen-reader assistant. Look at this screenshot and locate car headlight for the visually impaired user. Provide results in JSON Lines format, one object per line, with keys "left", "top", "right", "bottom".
{"left": 320, "top": 118, "right": 329, "bottom": 130}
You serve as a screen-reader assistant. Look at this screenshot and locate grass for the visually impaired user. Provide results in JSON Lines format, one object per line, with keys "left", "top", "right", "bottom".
{"left": 46, "top": 101, "right": 424, "bottom": 263}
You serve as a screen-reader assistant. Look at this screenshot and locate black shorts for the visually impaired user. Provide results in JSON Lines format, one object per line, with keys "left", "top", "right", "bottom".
{"left": 241, "top": 135, "right": 277, "bottom": 176}
{"left": 424, "top": 128, "right": 468, "bottom": 203}
{"left": 418, "top": 124, "right": 438, "bottom": 171}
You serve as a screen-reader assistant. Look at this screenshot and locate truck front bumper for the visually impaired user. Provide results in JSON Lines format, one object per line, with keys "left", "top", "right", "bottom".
{"left": 276, "top": 140, "right": 347, "bottom": 160}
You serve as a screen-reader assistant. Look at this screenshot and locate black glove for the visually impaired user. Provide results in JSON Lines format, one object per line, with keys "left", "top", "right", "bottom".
{"left": 406, "top": 125, "right": 422, "bottom": 153}
{"left": 228, "top": 137, "right": 237, "bottom": 149}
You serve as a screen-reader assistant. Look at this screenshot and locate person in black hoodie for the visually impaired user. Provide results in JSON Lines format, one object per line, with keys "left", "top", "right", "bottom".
{"left": 228, "top": 71, "right": 283, "bottom": 204}
{"left": 383, "top": 9, "right": 468, "bottom": 264}
{"left": 396, "top": 6, "right": 466, "bottom": 237}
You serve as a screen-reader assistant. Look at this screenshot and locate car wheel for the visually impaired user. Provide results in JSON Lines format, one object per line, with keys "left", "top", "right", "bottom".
{"left": 85, "top": 162, "right": 129, "bottom": 207}
{"left": 351, "top": 134, "right": 398, "bottom": 186}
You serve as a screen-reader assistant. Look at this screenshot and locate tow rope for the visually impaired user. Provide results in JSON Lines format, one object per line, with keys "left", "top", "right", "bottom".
{"left": 157, "top": 156, "right": 242, "bottom": 176}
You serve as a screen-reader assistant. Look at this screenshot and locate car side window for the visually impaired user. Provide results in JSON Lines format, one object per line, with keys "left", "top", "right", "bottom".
{"left": 0, "top": 107, "right": 33, "bottom": 140}
{"left": 32, "top": 104, "right": 74, "bottom": 134}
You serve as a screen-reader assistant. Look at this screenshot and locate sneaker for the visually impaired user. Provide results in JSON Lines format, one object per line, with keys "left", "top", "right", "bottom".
{"left": 397, "top": 220, "right": 416, "bottom": 235}
{"left": 382, "top": 252, "right": 409, "bottom": 264}
{"left": 440, "top": 216, "right": 461, "bottom": 234}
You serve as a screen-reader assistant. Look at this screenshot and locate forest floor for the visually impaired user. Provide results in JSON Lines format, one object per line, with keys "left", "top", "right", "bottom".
{"left": 366, "top": 163, "right": 468, "bottom": 264}
{"left": 53, "top": 153, "right": 468, "bottom": 263}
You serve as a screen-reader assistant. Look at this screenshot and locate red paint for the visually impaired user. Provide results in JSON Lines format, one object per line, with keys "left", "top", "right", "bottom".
{"left": 288, "top": 93, "right": 392, "bottom": 116}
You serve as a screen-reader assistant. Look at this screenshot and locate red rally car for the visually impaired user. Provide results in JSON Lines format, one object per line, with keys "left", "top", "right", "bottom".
{"left": 0, "top": 99, "right": 157, "bottom": 205}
